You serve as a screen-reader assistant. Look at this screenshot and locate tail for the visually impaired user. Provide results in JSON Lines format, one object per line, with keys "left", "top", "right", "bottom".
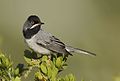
{"left": 65, "top": 46, "right": 96, "bottom": 56}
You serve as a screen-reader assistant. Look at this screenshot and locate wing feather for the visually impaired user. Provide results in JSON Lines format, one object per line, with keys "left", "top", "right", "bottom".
{"left": 36, "top": 31, "right": 71, "bottom": 55}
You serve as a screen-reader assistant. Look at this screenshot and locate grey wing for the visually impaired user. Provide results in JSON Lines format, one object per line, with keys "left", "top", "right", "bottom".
{"left": 36, "top": 31, "right": 71, "bottom": 55}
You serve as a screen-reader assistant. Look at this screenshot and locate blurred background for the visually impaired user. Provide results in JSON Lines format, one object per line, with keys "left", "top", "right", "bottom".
{"left": 0, "top": 0, "right": 120, "bottom": 81}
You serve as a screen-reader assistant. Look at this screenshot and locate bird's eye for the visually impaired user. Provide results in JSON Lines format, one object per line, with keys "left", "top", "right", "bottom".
{"left": 31, "top": 21, "right": 34, "bottom": 25}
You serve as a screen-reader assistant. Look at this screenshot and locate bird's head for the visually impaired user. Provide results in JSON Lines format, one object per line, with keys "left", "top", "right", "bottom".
{"left": 23, "top": 15, "right": 44, "bottom": 31}
{"left": 23, "top": 15, "right": 44, "bottom": 39}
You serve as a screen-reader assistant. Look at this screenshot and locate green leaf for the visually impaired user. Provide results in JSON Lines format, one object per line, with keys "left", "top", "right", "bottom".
{"left": 24, "top": 56, "right": 32, "bottom": 65}
{"left": 68, "top": 74, "right": 75, "bottom": 81}
{"left": 56, "top": 56, "right": 63, "bottom": 68}
{"left": 51, "top": 66, "right": 58, "bottom": 81}
{"left": 14, "top": 76, "right": 21, "bottom": 81}
{"left": 1, "top": 56, "right": 9, "bottom": 67}
{"left": 35, "top": 72, "right": 43, "bottom": 80}
{"left": 42, "top": 56, "right": 48, "bottom": 62}
{"left": 40, "top": 63, "right": 47, "bottom": 75}
{"left": 24, "top": 66, "right": 33, "bottom": 78}
{"left": 47, "top": 66, "right": 52, "bottom": 78}
{"left": 64, "top": 74, "right": 75, "bottom": 81}
{"left": 14, "top": 68, "right": 19, "bottom": 76}
{"left": 65, "top": 75, "right": 69, "bottom": 81}
{"left": 52, "top": 57, "right": 56, "bottom": 65}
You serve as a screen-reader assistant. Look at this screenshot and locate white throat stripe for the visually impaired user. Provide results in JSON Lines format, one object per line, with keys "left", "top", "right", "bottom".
{"left": 30, "top": 24, "right": 40, "bottom": 29}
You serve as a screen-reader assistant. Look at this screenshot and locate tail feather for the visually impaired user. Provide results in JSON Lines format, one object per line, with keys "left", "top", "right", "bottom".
{"left": 65, "top": 46, "right": 96, "bottom": 56}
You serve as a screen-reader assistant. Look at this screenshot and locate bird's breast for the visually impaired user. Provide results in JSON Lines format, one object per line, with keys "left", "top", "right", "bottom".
{"left": 25, "top": 36, "right": 51, "bottom": 54}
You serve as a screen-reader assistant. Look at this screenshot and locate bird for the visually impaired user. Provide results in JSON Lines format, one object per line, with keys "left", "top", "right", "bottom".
{"left": 23, "top": 15, "right": 96, "bottom": 57}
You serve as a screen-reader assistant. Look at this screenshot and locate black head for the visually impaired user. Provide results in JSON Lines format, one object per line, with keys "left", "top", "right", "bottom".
{"left": 27, "top": 15, "right": 44, "bottom": 25}
{"left": 23, "top": 15, "right": 44, "bottom": 39}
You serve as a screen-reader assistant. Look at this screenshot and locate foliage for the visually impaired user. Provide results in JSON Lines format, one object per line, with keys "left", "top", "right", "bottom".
{"left": 0, "top": 50, "right": 76, "bottom": 81}
{"left": 24, "top": 50, "right": 75, "bottom": 81}
{"left": 0, "top": 52, "right": 23, "bottom": 81}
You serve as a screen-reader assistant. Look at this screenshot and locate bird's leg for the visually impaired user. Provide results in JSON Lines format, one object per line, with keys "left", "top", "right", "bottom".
{"left": 48, "top": 55, "right": 51, "bottom": 60}
{"left": 63, "top": 53, "right": 69, "bottom": 62}
{"left": 47, "top": 55, "right": 52, "bottom": 65}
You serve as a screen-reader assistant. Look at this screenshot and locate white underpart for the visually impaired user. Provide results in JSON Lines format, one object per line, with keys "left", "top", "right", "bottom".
{"left": 30, "top": 23, "right": 40, "bottom": 29}
{"left": 25, "top": 35, "right": 51, "bottom": 54}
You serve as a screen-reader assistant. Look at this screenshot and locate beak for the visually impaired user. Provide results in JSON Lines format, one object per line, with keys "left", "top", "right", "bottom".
{"left": 41, "top": 22, "right": 44, "bottom": 25}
